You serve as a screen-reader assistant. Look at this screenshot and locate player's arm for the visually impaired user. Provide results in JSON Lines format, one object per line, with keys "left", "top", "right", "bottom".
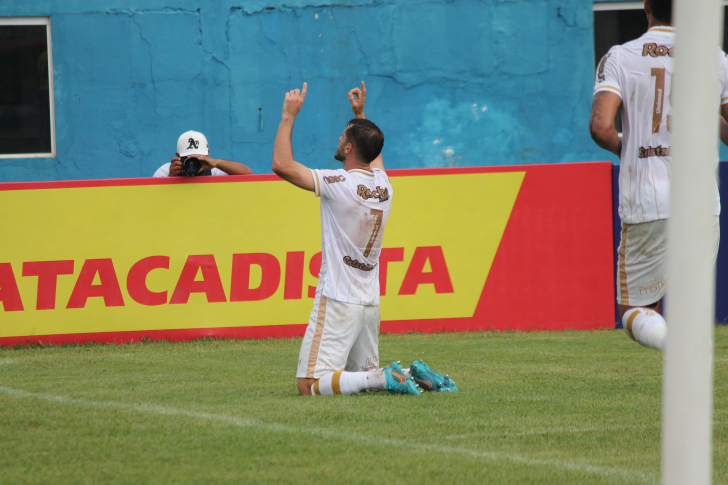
{"left": 348, "top": 81, "right": 385, "bottom": 171}
{"left": 720, "top": 104, "right": 728, "bottom": 146}
{"left": 589, "top": 91, "right": 622, "bottom": 157}
{"left": 272, "top": 83, "right": 315, "bottom": 191}
{"left": 198, "top": 156, "right": 253, "bottom": 175}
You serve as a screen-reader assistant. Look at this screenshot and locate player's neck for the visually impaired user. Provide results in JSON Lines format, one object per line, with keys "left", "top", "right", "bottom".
{"left": 647, "top": 18, "right": 671, "bottom": 30}
{"left": 343, "top": 158, "right": 373, "bottom": 172}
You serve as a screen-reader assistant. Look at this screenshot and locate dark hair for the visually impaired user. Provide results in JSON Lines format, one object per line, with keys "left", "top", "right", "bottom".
{"left": 345, "top": 118, "right": 384, "bottom": 164}
{"left": 648, "top": 0, "right": 672, "bottom": 23}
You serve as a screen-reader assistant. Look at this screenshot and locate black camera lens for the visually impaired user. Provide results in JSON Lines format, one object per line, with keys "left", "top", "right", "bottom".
{"left": 181, "top": 156, "right": 202, "bottom": 176}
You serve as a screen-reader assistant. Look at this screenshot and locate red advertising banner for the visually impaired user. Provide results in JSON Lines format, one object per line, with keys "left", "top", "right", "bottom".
{"left": 0, "top": 162, "right": 614, "bottom": 345}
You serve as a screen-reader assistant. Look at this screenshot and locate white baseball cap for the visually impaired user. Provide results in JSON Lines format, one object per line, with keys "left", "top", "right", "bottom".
{"left": 177, "top": 130, "right": 209, "bottom": 157}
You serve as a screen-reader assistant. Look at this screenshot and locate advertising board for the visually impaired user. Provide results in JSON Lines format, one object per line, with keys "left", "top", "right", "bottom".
{"left": 0, "top": 162, "right": 615, "bottom": 345}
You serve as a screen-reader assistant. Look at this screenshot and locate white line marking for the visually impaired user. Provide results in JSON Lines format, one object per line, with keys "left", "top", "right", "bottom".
{"left": 0, "top": 386, "right": 657, "bottom": 484}
{"left": 446, "top": 423, "right": 659, "bottom": 440}
{"left": 0, "top": 359, "right": 19, "bottom": 365}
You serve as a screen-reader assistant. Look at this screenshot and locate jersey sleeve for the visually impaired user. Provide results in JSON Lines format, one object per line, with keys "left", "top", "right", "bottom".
{"left": 594, "top": 47, "right": 622, "bottom": 99}
{"left": 311, "top": 169, "right": 349, "bottom": 199}
{"left": 210, "top": 168, "right": 228, "bottom": 176}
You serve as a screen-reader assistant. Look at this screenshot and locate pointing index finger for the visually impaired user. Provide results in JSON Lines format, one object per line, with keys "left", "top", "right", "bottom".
{"left": 301, "top": 82, "right": 308, "bottom": 99}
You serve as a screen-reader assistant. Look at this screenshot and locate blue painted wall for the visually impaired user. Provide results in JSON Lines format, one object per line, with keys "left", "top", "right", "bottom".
{"left": 0, "top": 0, "right": 634, "bottom": 182}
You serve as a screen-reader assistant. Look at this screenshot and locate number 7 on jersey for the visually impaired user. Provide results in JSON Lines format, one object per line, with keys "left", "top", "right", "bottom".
{"left": 363, "top": 209, "right": 383, "bottom": 258}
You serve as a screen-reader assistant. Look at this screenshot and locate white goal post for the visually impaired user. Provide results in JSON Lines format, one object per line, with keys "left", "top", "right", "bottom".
{"left": 663, "top": 0, "right": 724, "bottom": 483}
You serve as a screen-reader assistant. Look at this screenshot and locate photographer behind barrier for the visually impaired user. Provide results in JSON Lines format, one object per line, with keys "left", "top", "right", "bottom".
{"left": 153, "top": 131, "right": 253, "bottom": 177}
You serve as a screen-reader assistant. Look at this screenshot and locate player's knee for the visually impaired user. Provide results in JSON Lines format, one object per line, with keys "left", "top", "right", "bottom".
{"left": 297, "top": 378, "right": 314, "bottom": 396}
{"left": 620, "top": 301, "right": 660, "bottom": 320}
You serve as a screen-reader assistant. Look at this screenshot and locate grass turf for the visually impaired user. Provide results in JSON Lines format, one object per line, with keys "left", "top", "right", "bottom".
{"left": 2, "top": 328, "right": 728, "bottom": 484}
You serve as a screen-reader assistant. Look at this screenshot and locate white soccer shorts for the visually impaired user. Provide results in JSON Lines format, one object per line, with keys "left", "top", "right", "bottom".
{"left": 296, "top": 292, "right": 380, "bottom": 379}
{"left": 617, "top": 217, "right": 720, "bottom": 307}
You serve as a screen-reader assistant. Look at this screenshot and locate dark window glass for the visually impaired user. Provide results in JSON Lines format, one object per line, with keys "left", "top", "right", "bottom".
{"left": 0, "top": 25, "right": 52, "bottom": 155}
{"left": 722, "top": 7, "right": 728, "bottom": 52}
{"left": 594, "top": 9, "right": 649, "bottom": 68}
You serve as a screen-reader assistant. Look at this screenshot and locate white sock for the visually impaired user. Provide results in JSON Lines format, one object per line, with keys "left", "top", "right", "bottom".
{"left": 311, "top": 371, "right": 387, "bottom": 395}
{"left": 623, "top": 307, "right": 667, "bottom": 351}
{"left": 366, "top": 370, "right": 386, "bottom": 391}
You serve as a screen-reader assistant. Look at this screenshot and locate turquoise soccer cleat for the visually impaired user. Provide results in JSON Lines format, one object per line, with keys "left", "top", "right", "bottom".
{"left": 383, "top": 361, "right": 421, "bottom": 395}
{"left": 409, "top": 359, "right": 458, "bottom": 392}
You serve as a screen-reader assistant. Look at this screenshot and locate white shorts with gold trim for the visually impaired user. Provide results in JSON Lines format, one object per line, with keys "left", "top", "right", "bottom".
{"left": 296, "top": 292, "right": 380, "bottom": 379}
{"left": 617, "top": 217, "right": 720, "bottom": 307}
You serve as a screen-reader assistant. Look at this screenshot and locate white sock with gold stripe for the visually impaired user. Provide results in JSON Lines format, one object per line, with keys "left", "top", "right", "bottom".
{"left": 311, "top": 371, "right": 386, "bottom": 395}
{"left": 623, "top": 307, "right": 667, "bottom": 351}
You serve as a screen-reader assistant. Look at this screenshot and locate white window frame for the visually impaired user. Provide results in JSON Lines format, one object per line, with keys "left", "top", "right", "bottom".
{"left": 593, "top": 0, "right": 728, "bottom": 11}
{"left": 593, "top": 2, "right": 643, "bottom": 11}
{"left": 0, "top": 17, "right": 55, "bottom": 159}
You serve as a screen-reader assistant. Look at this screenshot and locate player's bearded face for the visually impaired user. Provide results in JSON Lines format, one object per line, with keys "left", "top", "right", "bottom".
{"left": 334, "top": 131, "right": 348, "bottom": 162}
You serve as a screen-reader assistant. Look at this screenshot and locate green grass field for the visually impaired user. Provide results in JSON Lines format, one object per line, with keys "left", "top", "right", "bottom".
{"left": 2, "top": 328, "right": 728, "bottom": 484}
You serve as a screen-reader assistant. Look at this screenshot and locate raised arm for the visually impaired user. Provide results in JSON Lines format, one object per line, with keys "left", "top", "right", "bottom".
{"left": 272, "top": 83, "right": 315, "bottom": 191}
{"left": 589, "top": 91, "right": 622, "bottom": 157}
{"left": 348, "top": 81, "right": 384, "bottom": 171}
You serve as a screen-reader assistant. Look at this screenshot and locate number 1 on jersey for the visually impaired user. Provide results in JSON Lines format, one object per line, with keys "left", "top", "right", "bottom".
{"left": 651, "top": 67, "right": 666, "bottom": 133}
{"left": 363, "top": 209, "right": 383, "bottom": 258}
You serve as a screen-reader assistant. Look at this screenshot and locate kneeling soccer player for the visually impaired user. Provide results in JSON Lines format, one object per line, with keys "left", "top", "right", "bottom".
{"left": 272, "top": 81, "right": 456, "bottom": 396}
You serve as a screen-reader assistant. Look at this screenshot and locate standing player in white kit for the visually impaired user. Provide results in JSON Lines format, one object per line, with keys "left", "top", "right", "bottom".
{"left": 590, "top": 0, "right": 728, "bottom": 351}
{"left": 273, "top": 82, "right": 458, "bottom": 396}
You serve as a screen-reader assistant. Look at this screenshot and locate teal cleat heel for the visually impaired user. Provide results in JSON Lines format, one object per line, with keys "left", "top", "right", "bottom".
{"left": 383, "top": 361, "right": 421, "bottom": 395}
{"left": 409, "top": 360, "right": 458, "bottom": 392}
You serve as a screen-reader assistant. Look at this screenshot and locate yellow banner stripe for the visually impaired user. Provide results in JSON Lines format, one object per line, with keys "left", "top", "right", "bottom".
{"left": 0, "top": 172, "right": 524, "bottom": 338}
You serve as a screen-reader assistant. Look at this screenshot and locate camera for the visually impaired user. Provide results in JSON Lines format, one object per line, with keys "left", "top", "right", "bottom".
{"left": 181, "top": 156, "right": 202, "bottom": 176}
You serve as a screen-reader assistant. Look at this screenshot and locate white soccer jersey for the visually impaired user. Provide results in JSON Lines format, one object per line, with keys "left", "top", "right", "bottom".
{"left": 310, "top": 167, "right": 392, "bottom": 306}
{"left": 594, "top": 26, "right": 727, "bottom": 224}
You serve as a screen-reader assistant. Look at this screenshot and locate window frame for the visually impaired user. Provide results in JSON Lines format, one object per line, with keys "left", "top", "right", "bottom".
{"left": 593, "top": 2, "right": 643, "bottom": 12}
{"left": 594, "top": 0, "right": 728, "bottom": 11}
{"left": 0, "top": 17, "right": 56, "bottom": 159}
